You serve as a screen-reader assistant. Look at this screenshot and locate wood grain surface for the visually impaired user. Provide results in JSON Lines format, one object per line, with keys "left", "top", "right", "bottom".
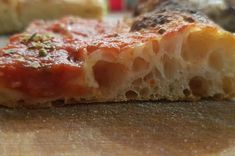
{"left": 0, "top": 101, "right": 234, "bottom": 156}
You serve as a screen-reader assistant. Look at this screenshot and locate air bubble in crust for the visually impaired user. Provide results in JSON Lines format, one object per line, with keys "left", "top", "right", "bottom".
{"left": 132, "top": 57, "right": 149, "bottom": 72}
{"left": 209, "top": 50, "right": 223, "bottom": 70}
{"left": 93, "top": 61, "right": 127, "bottom": 92}
{"left": 181, "top": 30, "right": 212, "bottom": 62}
{"left": 162, "top": 55, "right": 179, "bottom": 78}
{"left": 189, "top": 76, "right": 209, "bottom": 97}
{"left": 125, "top": 90, "right": 138, "bottom": 99}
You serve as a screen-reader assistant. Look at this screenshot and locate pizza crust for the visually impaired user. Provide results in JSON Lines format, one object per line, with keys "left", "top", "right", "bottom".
{"left": 90, "top": 26, "right": 235, "bottom": 102}
{"left": 1, "top": 24, "right": 235, "bottom": 107}
{"left": 1, "top": 0, "right": 235, "bottom": 107}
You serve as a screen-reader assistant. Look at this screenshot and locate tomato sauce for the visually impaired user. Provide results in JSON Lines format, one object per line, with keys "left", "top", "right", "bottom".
{"left": 0, "top": 17, "right": 158, "bottom": 98}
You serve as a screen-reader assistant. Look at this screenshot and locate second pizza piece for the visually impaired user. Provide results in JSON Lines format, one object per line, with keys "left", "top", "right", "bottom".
{"left": 0, "top": 0, "right": 105, "bottom": 34}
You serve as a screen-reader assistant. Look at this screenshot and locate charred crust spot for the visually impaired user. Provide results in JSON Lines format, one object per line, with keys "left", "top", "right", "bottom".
{"left": 131, "top": 0, "right": 213, "bottom": 32}
{"left": 183, "top": 16, "right": 195, "bottom": 23}
{"left": 158, "top": 28, "right": 166, "bottom": 34}
{"left": 105, "top": 33, "right": 119, "bottom": 38}
{"left": 187, "top": 9, "right": 197, "bottom": 14}
{"left": 131, "top": 19, "right": 149, "bottom": 31}
{"left": 131, "top": 13, "right": 171, "bottom": 31}
{"left": 183, "top": 89, "right": 191, "bottom": 97}
{"left": 155, "top": 15, "right": 171, "bottom": 25}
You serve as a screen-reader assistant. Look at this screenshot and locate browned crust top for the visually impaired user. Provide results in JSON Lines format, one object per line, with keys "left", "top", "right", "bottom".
{"left": 131, "top": 0, "right": 215, "bottom": 33}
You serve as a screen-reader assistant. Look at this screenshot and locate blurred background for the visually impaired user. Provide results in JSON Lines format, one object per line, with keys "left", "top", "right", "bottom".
{"left": 105, "top": 0, "right": 138, "bottom": 11}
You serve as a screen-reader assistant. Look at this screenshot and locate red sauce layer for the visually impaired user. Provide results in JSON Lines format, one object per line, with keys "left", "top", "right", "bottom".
{"left": 0, "top": 17, "right": 158, "bottom": 98}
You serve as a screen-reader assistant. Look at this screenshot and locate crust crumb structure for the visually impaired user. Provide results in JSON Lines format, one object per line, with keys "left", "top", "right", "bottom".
{"left": 0, "top": 0, "right": 235, "bottom": 107}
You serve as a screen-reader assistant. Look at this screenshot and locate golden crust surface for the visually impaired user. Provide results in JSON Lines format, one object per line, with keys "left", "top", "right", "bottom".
{"left": 131, "top": 0, "right": 216, "bottom": 34}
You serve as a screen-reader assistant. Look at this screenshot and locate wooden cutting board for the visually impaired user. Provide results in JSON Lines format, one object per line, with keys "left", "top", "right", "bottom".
{"left": 0, "top": 101, "right": 234, "bottom": 156}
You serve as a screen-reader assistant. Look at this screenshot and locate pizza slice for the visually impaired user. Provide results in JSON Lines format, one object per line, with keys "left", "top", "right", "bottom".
{"left": 1, "top": 0, "right": 235, "bottom": 107}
